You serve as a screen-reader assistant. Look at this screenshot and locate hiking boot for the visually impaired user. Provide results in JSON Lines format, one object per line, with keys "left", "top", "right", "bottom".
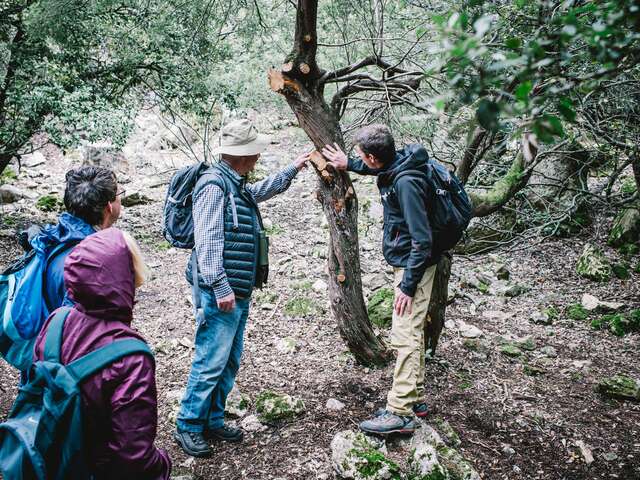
{"left": 173, "top": 430, "right": 211, "bottom": 457}
{"left": 374, "top": 402, "right": 429, "bottom": 418}
{"left": 204, "top": 424, "right": 244, "bottom": 443}
{"left": 359, "top": 410, "right": 416, "bottom": 435}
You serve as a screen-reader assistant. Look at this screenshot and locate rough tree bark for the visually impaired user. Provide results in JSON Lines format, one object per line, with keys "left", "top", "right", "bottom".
{"left": 269, "top": 1, "right": 389, "bottom": 366}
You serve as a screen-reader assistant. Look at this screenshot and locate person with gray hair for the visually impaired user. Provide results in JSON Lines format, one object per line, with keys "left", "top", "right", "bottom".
{"left": 323, "top": 124, "right": 442, "bottom": 436}
{"left": 174, "top": 119, "right": 310, "bottom": 457}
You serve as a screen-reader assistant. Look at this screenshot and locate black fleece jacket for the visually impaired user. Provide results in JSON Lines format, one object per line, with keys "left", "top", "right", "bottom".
{"left": 348, "top": 144, "right": 441, "bottom": 297}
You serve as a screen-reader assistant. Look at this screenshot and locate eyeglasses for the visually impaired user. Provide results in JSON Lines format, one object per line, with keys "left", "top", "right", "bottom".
{"left": 116, "top": 189, "right": 126, "bottom": 198}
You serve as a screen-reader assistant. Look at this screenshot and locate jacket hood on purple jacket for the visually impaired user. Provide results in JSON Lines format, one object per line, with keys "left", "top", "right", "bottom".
{"left": 34, "top": 227, "right": 171, "bottom": 480}
{"left": 64, "top": 227, "right": 135, "bottom": 324}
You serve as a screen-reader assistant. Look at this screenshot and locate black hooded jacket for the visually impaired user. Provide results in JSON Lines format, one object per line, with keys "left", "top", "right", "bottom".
{"left": 348, "top": 144, "right": 441, "bottom": 297}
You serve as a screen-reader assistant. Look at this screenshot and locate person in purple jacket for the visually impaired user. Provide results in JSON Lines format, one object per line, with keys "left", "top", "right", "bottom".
{"left": 33, "top": 227, "right": 171, "bottom": 480}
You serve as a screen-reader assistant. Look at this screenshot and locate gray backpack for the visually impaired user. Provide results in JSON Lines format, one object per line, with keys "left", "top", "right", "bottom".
{"left": 162, "top": 163, "right": 229, "bottom": 249}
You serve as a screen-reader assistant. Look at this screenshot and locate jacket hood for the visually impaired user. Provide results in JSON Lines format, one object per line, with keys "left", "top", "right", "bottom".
{"left": 30, "top": 212, "right": 95, "bottom": 255}
{"left": 377, "top": 144, "right": 430, "bottom": 186}
{"left": 64, "top": 227, "right": 135, "bottom": 323}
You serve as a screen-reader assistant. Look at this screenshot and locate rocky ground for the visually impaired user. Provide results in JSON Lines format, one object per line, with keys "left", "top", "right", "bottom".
{"left": 1, "top": 117, "right": 639, "bottom": 480}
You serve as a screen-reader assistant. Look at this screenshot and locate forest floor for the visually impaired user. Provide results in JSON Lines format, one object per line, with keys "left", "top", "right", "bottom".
{"left": 1, "top": 122, "right": 639, "bottom": 480}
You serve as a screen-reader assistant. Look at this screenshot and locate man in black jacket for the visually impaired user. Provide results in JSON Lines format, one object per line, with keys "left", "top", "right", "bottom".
{"left": 323, "top": 124, "right": 441, "bottom": 435}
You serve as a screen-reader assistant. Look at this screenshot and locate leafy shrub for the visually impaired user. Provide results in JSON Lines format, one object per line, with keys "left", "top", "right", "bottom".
{"left": 566, "top": 304, "right": 588, "bottom": 321}
{"left": 36, "top": 195, "right": 64, "bottom": 212}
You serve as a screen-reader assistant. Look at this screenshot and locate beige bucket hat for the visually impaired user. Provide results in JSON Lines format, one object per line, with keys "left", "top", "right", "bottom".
{"left": 212, "top": 119, "right": 271, "bottom": 156}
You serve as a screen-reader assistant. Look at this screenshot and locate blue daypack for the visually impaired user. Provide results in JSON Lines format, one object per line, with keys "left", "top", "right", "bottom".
{"left": 0, "top": 238, "right": 77, "bottom": 371}
{"left": 0, "top": 307, "right": 153, "bottom": 480}
{"left": 394, "top": 161, "right": 473, "bottom": 252}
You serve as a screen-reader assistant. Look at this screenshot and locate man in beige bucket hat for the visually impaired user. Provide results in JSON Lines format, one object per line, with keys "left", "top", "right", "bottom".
{"left": 175, "top": 119, "right": 310, "bottom": 457}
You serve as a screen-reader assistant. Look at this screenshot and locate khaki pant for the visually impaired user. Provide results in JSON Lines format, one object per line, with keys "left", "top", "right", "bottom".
{"left": 386, "top": 265, "right": 437, "bottom": 416}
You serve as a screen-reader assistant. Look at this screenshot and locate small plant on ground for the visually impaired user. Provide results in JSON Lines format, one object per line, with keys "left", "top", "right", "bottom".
{"left": 255, "top": 390, "right": 304, "bottom": 422}
{"left": 255, "top": 291, "right": 278, "bottom": 305}
{"left": 612, "top": 263, "right": 631, "bottom": 280}
{"left": 292, "top": 280, "right": 312, "bottom": 291}
{"left": 265, "top": 224, "right": 285, "bottom": 236}
{"left": 0, "top": 168, "right": 17, "bottom": 184}
{"left": 36, "top": 195, "right": 64, "bottom": 212}
{"left": 592, "top": 311, "right": 640, "bottom": 336}
{"left": 284, "top": 297, "right": 315, "bottom": 317}
{"left": 566, "top": 303, "right": 589, "bottom": 321}
{"left": 543, "top": 305, "right": 559, "bottom": 322}
{"left": 351, "top": 436, "right": 402, "bottom": 480}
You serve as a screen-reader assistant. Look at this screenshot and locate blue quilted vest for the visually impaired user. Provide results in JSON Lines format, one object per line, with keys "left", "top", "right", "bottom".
{"left": 186, "top": 162, "right": 261, "bottom": 299}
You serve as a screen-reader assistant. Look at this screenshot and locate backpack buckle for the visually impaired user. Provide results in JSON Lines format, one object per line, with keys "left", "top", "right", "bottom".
{"left": 436, "top": 188, "right": 447, "bottom": 196}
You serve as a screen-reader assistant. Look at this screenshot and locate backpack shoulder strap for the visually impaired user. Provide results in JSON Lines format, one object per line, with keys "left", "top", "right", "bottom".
{"left": 43, "top": 307, "right": 73, "bottom": 362}
{"left": 392, "top": 169, "right": 430, "bottom": 189}
{"left": 65, "top": 339, "right": 153, "bottom": 382}
{"left": 193, "top": 167, "right": 228, "bottom": 199}
{"left": 42, "top": 241, "right": 79, "bottom": 311}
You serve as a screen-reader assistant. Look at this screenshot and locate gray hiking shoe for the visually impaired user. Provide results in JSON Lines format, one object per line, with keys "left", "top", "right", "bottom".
{"left": 204, "top": 424, "right": 244, "bottom": 443}
{"left": 359, "top": 410, "right": 416, "bottom": 435}
{"left": 173, "top": 430, "right": 211, "bottom": 457}
{"left": 374, "top": 402, "right": 429, "bottom": 418}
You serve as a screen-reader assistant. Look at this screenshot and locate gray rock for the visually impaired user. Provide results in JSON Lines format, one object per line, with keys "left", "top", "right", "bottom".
{"left": 330, "top": 430, "right": 392, "bottom": 480}
{"left": 530, "top": 311, "right": 552, "bottom": 325}
{"left": 596, "top": 375, "right": 640, "bottom": 401}
{"left": 0, "top": 185, "right": 36, "bottom": 203}
{"left": 22, "top": 152, "right": 46, "bottom": 168}
{"left": 608, "top": 206, "right": 640, "bottom": 247}
{"left": 326, "top": 398, "right": 346, "bottom": 411}
{"left": 501, "top": 283, "right": 531, "bottom": 298}
{"left": 494, "top": 263, "right": 510, "bottom": 280}
{"left": 224, "top": 385, "right": 249, "bottom": 418}
{"left": 121, "top": 191, "right": 154, "bottom": 207}
{"left": 576, "top": 244, "right": 612, "bottom": 282}
{"left": 240, "top": 414, "right": 268, "bottom": 433}
{"left": 276, "top": 337, "right": 297, "bottom": 354}
{"left": 458, "top": 321, "right": 483, "bottom": 339}
{"left": 255, "top": 391, "right": 305, "bottom": 422}
{"left": 482, "top": 310, "right": 510, "bottom": 321}
{"left": 540, "top": 346, "right": 558, "bottom": 358}
{"left": 581, "top": 293, "right": 624, "bottom": 312}
{"left": 408, "top": 424, "right": 446, "bottom": 479}
{"left": 312, "top": 279, "right": 328, "bottom": 292}
{"left": 500, "top": 344, "right": 523, "bottom": 357}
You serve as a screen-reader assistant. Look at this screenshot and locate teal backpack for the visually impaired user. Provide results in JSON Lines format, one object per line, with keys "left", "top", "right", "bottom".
{"left": 0, "top": 307, "right": 153, "bottom": 480}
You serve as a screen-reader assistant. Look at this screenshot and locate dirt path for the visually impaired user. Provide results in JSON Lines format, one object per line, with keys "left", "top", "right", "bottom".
{"left": 1, "top": 130, "right": 639, "bottom": 479}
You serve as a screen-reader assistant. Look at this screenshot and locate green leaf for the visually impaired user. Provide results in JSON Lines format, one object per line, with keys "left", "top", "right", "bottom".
{"left": 476, "top": 99, "right": 500, "bottom": 132}
{"left": 558, "top": 97, "right": 577, "bottom": 122}
{"left": 546, "top": 114, "right": 564, "bottom": 136}
{"left": 515, "top": 81, "right": 533, "bottom": 102}
{"left": 505, "top": 37, "right": 522, "bottom": 50}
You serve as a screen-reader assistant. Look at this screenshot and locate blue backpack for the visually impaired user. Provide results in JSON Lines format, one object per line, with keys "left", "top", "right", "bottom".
{"left": 0, "top": 239, "right": 77, "bottom": 371}
{"left": 0, "top": 307, "right": 153, "bottom": 480}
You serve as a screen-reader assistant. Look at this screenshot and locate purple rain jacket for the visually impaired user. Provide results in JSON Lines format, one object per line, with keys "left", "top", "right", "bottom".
{"left": 33, "top": 227, "right": 171, "bottom": 480}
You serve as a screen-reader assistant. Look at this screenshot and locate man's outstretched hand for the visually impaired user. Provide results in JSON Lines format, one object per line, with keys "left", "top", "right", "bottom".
{"left": 322, "top": 143, "right": 348, "bottom": 170}
{"left": 294, "top": 150, "right": 312, "bottom": 171}
{"left": 394, "top": 288, "right": 413, "bottom": 317}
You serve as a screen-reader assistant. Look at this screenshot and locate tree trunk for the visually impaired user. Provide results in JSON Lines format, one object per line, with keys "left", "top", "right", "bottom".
{"left": 269, "top": 72, "right": 389, "bottom": 366}
{"left": 633, "top": 151, "right": 640, "bottom": 195}
{"left": 0, "top": 153, "right": 12, "bottom": 177}
{"left": 425, "top": 254, "right": 452, "bottom": 356}
{"left": 268, "top": 0, "right": 389, "bottom": 366}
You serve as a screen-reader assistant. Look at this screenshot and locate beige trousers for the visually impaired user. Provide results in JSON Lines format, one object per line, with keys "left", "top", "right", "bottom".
{"left": 386, "top": 265, "right": 437, "bottom": 416}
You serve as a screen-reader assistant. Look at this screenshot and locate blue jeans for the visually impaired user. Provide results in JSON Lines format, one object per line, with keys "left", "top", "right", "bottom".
{"left": 176, "top": 287, "right": 251, "bottom": 432}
